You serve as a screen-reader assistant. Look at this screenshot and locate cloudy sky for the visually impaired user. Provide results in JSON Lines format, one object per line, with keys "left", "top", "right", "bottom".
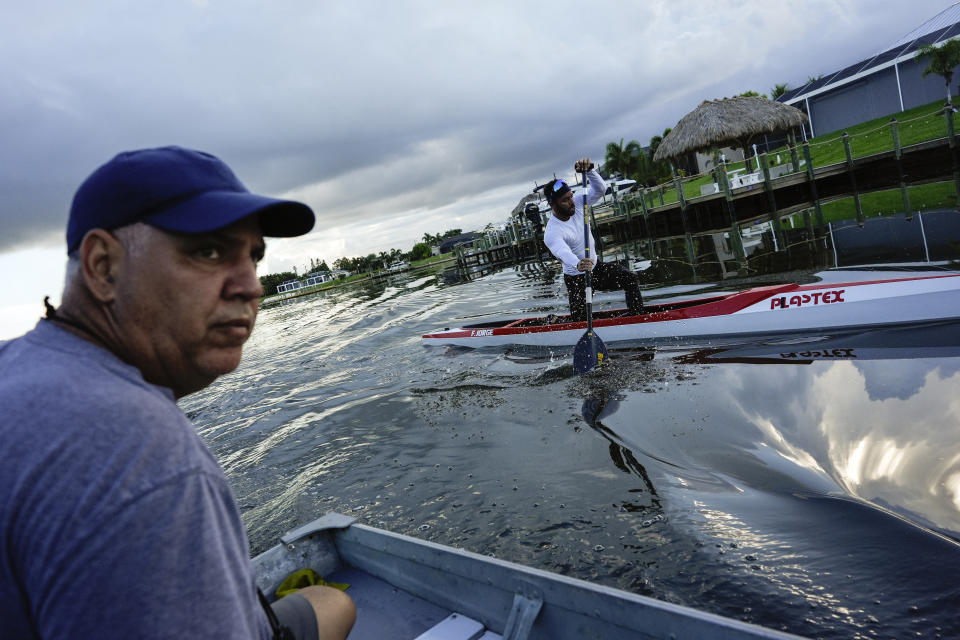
{"left": 1, "top": 0, "right": 954, "bottom": 338}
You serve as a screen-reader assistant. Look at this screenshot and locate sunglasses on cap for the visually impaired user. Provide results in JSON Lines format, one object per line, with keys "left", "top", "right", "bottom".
{"left": 547, "top": 179, "right": 571, "bottom": 203}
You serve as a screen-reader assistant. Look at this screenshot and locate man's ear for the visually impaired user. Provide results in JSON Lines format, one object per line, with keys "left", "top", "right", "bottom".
{"left": 79, "top": 229, "right": 123, "bottom": 303}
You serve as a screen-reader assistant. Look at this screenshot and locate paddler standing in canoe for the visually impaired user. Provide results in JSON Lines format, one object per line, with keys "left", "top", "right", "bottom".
{"left": 0, "top": 147, "right": 355, "bottom": 640}
{"left": 542, "top": 157, "right": 644, "bottom": 320}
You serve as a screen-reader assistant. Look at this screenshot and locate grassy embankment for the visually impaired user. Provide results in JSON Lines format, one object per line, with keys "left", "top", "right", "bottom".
{"left": 632, "top": 98, "right": 957, "bottom": 223}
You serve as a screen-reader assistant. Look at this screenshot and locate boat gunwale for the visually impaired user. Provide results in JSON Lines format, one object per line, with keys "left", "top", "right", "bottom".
{"left": 335, "top": 522, "right": 805, "bottom": 639}
{"left": 255, "top": 514, "right": 805, "bottom": 640}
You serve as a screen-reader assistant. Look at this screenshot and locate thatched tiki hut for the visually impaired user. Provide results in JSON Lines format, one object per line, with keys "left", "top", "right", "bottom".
{"left": 653, "top": 96, "right": 808, "bottom": 173}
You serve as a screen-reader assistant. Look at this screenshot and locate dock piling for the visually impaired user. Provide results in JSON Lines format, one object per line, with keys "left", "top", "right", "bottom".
{"left": 842, "top": 132, "right": 864, "bottom": 226}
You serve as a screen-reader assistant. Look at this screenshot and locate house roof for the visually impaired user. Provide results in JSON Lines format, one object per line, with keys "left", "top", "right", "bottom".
{"left": 438, "top": 232, "right": 482, "bottom": 252}
{"left": 778, "top": 3, "right": 960, "bottom": 105}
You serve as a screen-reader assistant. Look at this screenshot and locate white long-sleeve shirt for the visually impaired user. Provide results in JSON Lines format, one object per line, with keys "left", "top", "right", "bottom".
{"left": 543, "top": 169, "right": 606, "bottom": 276}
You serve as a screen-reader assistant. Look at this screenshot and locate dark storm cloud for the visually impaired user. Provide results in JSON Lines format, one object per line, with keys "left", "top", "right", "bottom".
{"left": 0, "top": 0, "right": 952, "bottom": 256}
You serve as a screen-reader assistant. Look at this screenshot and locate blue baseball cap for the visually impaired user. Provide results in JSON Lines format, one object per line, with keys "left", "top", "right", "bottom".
{"left": 66, "top": 146, "right": 315, "bottom": 253}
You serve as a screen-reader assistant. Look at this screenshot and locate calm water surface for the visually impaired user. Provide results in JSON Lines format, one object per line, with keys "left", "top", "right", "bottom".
{"left": 181, "top": 265, "right": 960, "bottom": 639}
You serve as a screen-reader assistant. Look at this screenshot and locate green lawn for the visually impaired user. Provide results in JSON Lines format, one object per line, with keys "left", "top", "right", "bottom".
{"left": 815, "top": 182, "right": 958, "bottom": 223}
{"left": 633, "top": 97, "right": 957, "bottom": 209}
{"left": 411, "top": 253, "right": 455, "bottom": 267}
{"left": 803, "top": 100, "right": 948, "bottom": 166}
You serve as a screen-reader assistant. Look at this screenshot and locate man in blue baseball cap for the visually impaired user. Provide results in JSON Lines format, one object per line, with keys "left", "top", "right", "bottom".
{"left": 0, "top": 147, "right": 355, "bottom": 639}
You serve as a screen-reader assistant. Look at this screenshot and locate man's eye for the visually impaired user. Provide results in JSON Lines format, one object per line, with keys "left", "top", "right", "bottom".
{"left": 196, "top": 247, "right": 222, "bottom": 260}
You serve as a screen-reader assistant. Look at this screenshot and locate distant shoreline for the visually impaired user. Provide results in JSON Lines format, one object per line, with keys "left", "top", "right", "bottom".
{"left": 260, "top": 255, "right": 456, "bottom": 305}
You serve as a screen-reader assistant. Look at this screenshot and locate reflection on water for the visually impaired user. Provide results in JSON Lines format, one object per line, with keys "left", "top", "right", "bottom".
{"left": 657, "top": 322, "right": 960, "bottom": 538}
{"left": 578, "top": 317, "right": 960, "bottom": 635}
{"left": 580, "top": 361, "right": 662, "bottom": 516}
{"left": 183, "top": 266, "right": 960, "bottom": 639}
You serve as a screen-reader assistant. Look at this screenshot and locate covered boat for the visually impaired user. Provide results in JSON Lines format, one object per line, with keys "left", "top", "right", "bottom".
{"left": 421, "top": 273, "right": 960, "bottom": 348}
{"left": 253, "top": 513, "right": 802, "bottom": 639}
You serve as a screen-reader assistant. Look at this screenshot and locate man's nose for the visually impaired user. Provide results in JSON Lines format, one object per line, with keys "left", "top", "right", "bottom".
{"left": 225, "top": 257, "right": 263, "bottom": 300}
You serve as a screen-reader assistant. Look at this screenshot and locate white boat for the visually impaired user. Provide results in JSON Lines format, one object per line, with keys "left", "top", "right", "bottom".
{"left": 603, "top": 177, "right": 637, "bottom": 200}
{"left": 253, "top": 513, "right": 802, "bottom": 639}
{"left": 421, "top": 273, "right": 960, "bottom": 348}
{"left": 388, "top": 261, "right": 410, "bottom": 273}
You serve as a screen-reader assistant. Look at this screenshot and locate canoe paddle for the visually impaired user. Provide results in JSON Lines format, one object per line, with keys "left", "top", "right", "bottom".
{"left": 572, "top": 164, "right": 609, "bottom": 374}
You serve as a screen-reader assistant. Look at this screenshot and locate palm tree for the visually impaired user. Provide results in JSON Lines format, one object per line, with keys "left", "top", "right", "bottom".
{"left": 648, "top": 134, "right": 663, "bottom": 157}
{"left": 770, "top": 83, "right": 789, "bottom": 100}
{"left": 604, "top": 138, "right": 643, "bottom": 178}
{"left": 623, "top": 141, "right": 643, "bottom": 178}
{"left": 916, "top": 39, "right": 960, "bottom": 109}
{"left": 632, "top": 149, "right": 652, "bottom": 186}
{"left": 647, "top": 128, "right": 673, "bottom": 183}
{"left": 605, "top": 139, "right": 626, "bottom": 176}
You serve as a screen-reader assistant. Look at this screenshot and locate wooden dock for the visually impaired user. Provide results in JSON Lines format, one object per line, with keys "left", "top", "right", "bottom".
{"left": 455, "top": 121, "right": 960, "bottom": 279}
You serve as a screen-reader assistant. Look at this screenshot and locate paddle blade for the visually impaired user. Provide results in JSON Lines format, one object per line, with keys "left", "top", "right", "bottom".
{"left": 573, "top": 330, "right": 609, "bottom": 374}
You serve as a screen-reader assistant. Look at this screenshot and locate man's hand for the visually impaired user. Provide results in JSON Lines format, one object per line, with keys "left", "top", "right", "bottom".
{"left": 576, "top": 258, "right": 594, "bottom": 272}
{"left": 574, "top": 158, "right": 594, "bottom": 173}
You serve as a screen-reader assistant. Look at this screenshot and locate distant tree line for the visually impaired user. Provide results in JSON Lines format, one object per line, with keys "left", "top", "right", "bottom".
{"left": 258, "top": 228, "right": 463, "bottom": 295}
{"left": 307, "top": 257, "right": 330, "bottom": 272}
{"left": 332, "top": 248, "right": 403, "bottom": 274}
{"left": 259, "top": 271, "right": 300, "bottom": 295}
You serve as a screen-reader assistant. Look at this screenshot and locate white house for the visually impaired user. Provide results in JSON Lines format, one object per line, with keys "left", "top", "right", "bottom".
{"left": 276, "top": 279, "right": 304, "bottom": 293}
{"left": 304, "top": 271, "right": 335, "bottom": 286}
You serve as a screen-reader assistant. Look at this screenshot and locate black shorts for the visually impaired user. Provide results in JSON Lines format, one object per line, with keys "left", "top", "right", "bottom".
{"left": 563, "top": 261, "right": 644, "bottom": 320}
{"left": 271, "top": 593, "right": 319, "bottom": 640}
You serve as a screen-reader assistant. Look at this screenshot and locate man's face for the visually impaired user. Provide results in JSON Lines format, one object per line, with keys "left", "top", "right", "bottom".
{"left": 112, "top": 217, "right": 265, "bottom": 397}
{"left": 552, "top": 190, "right": 575, "bottom": 220}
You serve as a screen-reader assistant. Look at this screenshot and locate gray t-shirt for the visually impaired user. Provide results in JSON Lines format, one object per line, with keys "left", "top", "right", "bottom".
{"left": 0, "top": 320, "right": 270, "bottom": 639}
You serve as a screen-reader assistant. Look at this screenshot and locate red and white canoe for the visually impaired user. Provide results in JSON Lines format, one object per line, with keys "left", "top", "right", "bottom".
{"left": 421, "top": 273, "right": 960, "bottom": 348}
